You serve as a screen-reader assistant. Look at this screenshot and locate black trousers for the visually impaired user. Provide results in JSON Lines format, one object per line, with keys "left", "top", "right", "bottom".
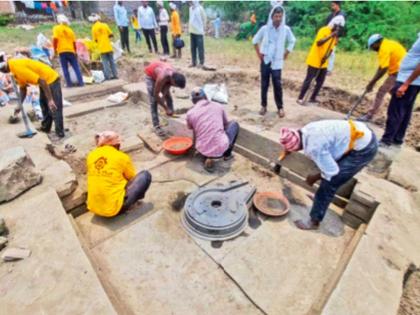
{"left": 381, "top": 82, "right": 420, "bottom": 145}
{"left": 120, "top": 171, "right": 152, "bottom": 213}
{"left": 190, "top": 33, "right": 204, "bottom": 66}
{"left": 160, "top": 25, "right": 170, "bottom": 55}
{"left": 298, "top": 66, "right": 328, "bottom": 101}
{"left": 260, "top": 62, "right": 283, "bottom": 109}
{"left": 119, "top": 26, "right": 130, "bottom": 53}
{"left": 40, "top": 79, "right": 64, "bottom": 136}
{"left": 142, "top": 28, "right": 158, "bottom": 53}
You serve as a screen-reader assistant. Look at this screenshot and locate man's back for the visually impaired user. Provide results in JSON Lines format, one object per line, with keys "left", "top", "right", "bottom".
{"left": 187, "top": 100, "right": 229, "bottom": 157}
{"left": 378, "top": 38, "right": 407, "bottom": 75}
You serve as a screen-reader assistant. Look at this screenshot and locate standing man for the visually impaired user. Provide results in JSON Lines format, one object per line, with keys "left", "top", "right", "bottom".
{"left": 0, "top": 55, "right": 65, "bottom": 138}
{"left": 131, "top": 9, "right": 142, "bottom": 44}
{"left": 169, "top": 2, "right": 182, "bottom": 59}
{"left": 157, "top": 1, "right": 170, "bottom": 56}
{"left": 113, "top": 1, "right": 130, "bottom": 53}
{"left": 381, "top": 33, "right": 420, "bottom": 147}
{"left": 252, "top": 5, "right": 296, "bottom": 118}
{"left": 358, "top": 34, "right": 407, "bottom": 122}
{"left": 144, "top": 60, "right": 186, "bottom": 136}
{"left": 212, "top": 13, "right": 221, "bottom": 39}
{"left": 325, "top": 1, "right": 345, "bottom": 75}
{"left": 91, "top": 14, "right": 118, "bottom": 80}
{"left": 187, "top": 87, "right": 240, "bottom": 172}
{"left": 279, "top": 120, "right": 378, "bottom": 230}
{"left": 52, "top": 14, "right": 84, "bottom": 87}
{"left": 87, "top": 131, "right": 152, "bottom": 218}
{"left": 138, "top": 1, "right": 159, "bottom": 54}
{"left": 188, "top": 0, "right": 206, "bottom": 68}
{"left": 296, "top": 16, "right": 345, "bottom": 105}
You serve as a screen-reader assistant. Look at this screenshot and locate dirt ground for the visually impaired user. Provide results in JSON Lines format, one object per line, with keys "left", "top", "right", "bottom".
{"left": 398, "top": 269, "right": 420, "bottom": 315}
{"left": 117, "top": 54, "right": 419, "bottom": 149}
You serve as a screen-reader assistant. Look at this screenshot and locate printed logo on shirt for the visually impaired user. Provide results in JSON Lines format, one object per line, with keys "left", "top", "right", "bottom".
{"left": 94, "top": 157, "right": 107, "bottom": 171}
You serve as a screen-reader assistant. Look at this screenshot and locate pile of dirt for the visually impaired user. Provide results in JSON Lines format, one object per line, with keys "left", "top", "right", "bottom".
{"left": 398, "top": 268, "right": 420, "bottom": 315}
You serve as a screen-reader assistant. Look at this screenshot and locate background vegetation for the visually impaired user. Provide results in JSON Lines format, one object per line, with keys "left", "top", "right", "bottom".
{"left": 208, "top": 1, "right": 420, "bottom": 51}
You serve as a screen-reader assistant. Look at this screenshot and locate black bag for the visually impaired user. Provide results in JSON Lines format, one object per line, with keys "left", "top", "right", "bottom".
{"left": 174, "top": 37, "right": 185, "bottom": 49}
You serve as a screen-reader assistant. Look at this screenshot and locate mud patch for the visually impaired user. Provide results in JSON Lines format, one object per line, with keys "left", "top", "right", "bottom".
{"left": 170, "top": 191, "right": 188, "bottom": 212}
{"left": 398, "top": 264, "right": 420, "bottom": 315}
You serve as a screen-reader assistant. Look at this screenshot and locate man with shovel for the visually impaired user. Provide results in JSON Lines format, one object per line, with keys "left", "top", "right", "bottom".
{"left": 357, "top": 34, "right": 406, "bottom": 122}
{"left": 279, "top": 119, "right": 378, "bottom": 230}
{"left": 296, "top": 16, "right": 345, "bottom": 105}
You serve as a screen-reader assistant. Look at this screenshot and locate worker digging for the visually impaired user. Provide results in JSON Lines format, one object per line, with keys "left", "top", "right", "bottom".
{"left": 0, "top": 1, "right": 419, "bottom": 314}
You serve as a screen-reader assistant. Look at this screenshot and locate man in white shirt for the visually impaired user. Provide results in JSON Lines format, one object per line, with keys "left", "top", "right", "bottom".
{"left": 279, "top": 119, "right": 378, "bottom": 230}
{"left": 113, "top": 1, "right": 130, "bottom": 53}
{"left": 157, "top": 1, "right": 170, "bottom": 55}
{"left": 138, "top": 0, "right": 158, "bottom": 53}
{"left": 188, "top": 0, "right": 206, "bottom": 67}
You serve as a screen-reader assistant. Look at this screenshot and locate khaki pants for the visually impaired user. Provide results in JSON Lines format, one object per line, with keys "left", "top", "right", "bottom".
{"left": 368, "top": 73, "right": 397, "bottom": 116}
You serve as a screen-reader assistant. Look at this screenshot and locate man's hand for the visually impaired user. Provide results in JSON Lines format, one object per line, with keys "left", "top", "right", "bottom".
{"left": 48, "top": 100, "right": 57, "bottom": 112}
{"left": 258, "top": 52, "right": 264, "bottom": 62}
{"left": 396, "top": 83, "right": 409, "bottom": 98}
{"left": 306, "top": 173, "right": 321, "bottom": 187}
{"left": 283, "top": 51, "right": 289, "bottom": 60}
{"left": 165, "top": 107, "right": 174, "bottom": 116}
{"left": 366, "top": 82, "right": 375, "bottom": 93}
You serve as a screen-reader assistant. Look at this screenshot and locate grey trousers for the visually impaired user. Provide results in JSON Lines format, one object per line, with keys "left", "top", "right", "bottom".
{"left": 145, "top": 76, "right": 173, "bottom": 127}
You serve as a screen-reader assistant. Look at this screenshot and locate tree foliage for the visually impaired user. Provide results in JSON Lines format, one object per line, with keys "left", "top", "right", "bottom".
{"left": 207, "top": 1, "right": 420, "bottom": 51}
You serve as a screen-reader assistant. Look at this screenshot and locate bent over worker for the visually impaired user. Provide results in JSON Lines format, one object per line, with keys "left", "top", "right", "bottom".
{"left": 279, "top": 120, "right": 378, "bottom": 230}
{"left": 87, "top": 131, "right": 152, "bottom": 217}
{"left": 0, "top": 55, "right": 65, "bottom": 138}
{"left": 186, "top": 87, "right": 239, "bottom": 173}
{"left": 297, "top": 16, "right": 345, "bottom": 105}
{"left": 358, "top": 34, "right": 407, "bottom": 122}
{"left": 144, "top": 60, "right": 186, "bottom": 136}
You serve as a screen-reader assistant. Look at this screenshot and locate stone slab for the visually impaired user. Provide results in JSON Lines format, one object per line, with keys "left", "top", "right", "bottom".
{"left": 63, "top": 79, "right": 126, "bottom": 102}
{"left": 0, "top": 146, "right": 42, "bottom": 202}
{"left": 345, "top": 200, "right": 375, "bottom": 222}
{"left": 388, "top": 147, "right": 420, "bottom": 192}
{"left": 64, "top": 98, "right": 127, "bottom": 118}
{"left": 0, "top": 188, "right": 116, "bottom": 314}
{"left": 92, "top": 210, "right": 261, "bottom": 315}
{"left": 120, "top": 135, "right": 144, "bottom": 153}
{"left": 42, "top": 160, "right": 77, "bottom": 198}
{"left": 219, "top": 208, "right": 354, "bottom": 315}
{"left": 62, "top": 185, "right": 87, "bottom": 212}
{"left": 342, "top": 210, "right": 364, "bottom": 228}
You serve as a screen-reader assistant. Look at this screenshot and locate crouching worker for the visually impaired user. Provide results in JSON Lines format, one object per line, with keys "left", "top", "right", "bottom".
{"left": 87, "top": 131, "right": 152, "bottom": 217}
{"left": 279, "top": 120, "right": 378, "bottom": 230}
{"left": 186, "top": 87, "right": 239, "bottom": 172}
{"left": 144, "top": 60, "right": 186, "bottom": 136}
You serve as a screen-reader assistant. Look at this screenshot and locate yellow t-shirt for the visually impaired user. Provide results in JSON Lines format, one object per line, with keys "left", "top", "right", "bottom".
{"left": 131, "top": 16, "right": 139, "bottom": 30}
{"left": 378, "top": 38, "right": 407, "bottom": 75}
{"left": 92, "top": 21, "right": 113, "bottom": 54}
{"left": 171, "top": 11, "right": 182, "bottom": 36}
{"left": 306, "top": 26, "right": 337, "bottom": 69}
{"left": 8, "top": 58, "right": 59, "bottom": 87}
{"left": 86, "top": 145, "right": 136, "bottom": 217}
{"left": 52, "top": 24, "right": 76, "bottom": 54}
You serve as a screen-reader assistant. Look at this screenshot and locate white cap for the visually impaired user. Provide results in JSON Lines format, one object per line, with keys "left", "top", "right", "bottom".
{"left": 57, "top": 14, "right": 69, "bottom": 25}
{"left": 88, "top": 13, "right": 101, "bottom": 22}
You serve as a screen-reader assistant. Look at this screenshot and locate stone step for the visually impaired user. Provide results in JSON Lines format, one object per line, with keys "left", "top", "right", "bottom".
{"left": 0, "top": 187, "right": 116, "bottom": 314}
{"left": 63, "top": 79, "right": 127, "bottom": 103}
{"left": 64, "top": 97, "right": 127, "bottom": 118}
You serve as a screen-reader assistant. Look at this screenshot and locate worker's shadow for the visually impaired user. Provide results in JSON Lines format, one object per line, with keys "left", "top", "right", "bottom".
{"left": 90, "top": 202, "right": 154, "bottom": 232}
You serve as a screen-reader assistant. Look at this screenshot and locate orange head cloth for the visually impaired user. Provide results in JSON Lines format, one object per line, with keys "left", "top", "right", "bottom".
{"left": 279, "top": 127, "right": 301, "bottom": 152}
{"left": 95, "top": 131, "right": 122, "bottom": 147}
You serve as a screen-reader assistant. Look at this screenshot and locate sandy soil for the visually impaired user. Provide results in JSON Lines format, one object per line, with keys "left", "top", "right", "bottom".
{"left": 398, "top": 269, "right": 420, "bottom": 315}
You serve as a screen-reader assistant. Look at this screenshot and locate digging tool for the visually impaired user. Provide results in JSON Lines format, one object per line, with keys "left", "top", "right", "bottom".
{"left": 271, "top": 150, "right": 288, "bottom": 174}
{"left": 302, "top": 34, "right": 336, "bottom": 106}
{"left": 345, "top": 89, "right": 368, "bottom": 120}
{"left": 11, "top": 76, "right": 37, "bottom": 138}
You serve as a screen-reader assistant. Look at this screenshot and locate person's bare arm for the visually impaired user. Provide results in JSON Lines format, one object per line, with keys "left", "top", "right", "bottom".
{"left": 317, "top": 30, "right": 337, "bottom": 47}
{"left": 397, "top": 62, "right": 420, "bottom": 97}
{"left": 254, "top": 44, "right": 263, "bottom": 62}
{"left": 154, "top": 72, "right": 170, "bottom": 109}
{"left": 38, "top": 78, "right": 57, "bottom": 112}
{"left": 366, "top": 67, "right": 388, "bottom": 92}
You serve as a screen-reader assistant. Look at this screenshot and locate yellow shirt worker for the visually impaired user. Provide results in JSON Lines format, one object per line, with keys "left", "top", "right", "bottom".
{"left": 169, "top": 3, "right": 182, "bottom": 58}
{"left": 86, "top": 131, "right": 152, "bottom": 217}
{"left": 358, "top": 34, "right": 407, "bottom": 121}
{"left": 1, "top": 57, "right": 65, "bottom": 137}
{"left": 297, "top": 16, "right": 345, "bottom": 104}
{"left": 90, "top": 14, "right": 118, "bottom": 80}
{"left": 52, "top": 14, "right": 84, "bottom": 87}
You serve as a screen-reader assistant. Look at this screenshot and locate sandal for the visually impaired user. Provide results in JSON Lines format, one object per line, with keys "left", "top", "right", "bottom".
{"left": 154, "top": 126, "right": 167, "bottom": 137}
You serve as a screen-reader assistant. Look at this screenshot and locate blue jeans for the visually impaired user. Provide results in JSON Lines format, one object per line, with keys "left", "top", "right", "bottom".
{"left": 135, "top": 29, "right": 142, "bottom": 43}
{"left": 310, "top": 134, "right": 378, "bottom": 222}
{"left": 101, "top": 52, "right": 118, "bottom": 80}
{"left": 190, "top": 33, "right": 204, "bottom": 66}
{"left": 145, "top": 76, "right": 173, "bottom": 127}
{"left": 59, "top": 52, "right": 84, "bottom": 87}
{"left": 260, "top": 62, "right": 283, "bottom": 109}
{"left": 120, "top": 171, "right": 152, "bottom": 214}
{"left": 208, "top": 121, "right": 240, "bottom": 159}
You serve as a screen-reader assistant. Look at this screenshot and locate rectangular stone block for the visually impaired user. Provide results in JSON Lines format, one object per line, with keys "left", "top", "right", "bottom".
{"left": 342, "top": 211, "right": 364, "bottom": 229}
{"left": 62, "top": 186, "right": 87, "bottom": 212}
{"left": 351, "top": 184, "right": 380, "bottom": 208}
{"left": 345, "top": 200, "right": 376, "bottom": 222}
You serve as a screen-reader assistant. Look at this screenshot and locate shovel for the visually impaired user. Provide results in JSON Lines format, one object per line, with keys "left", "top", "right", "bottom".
{"left": 345, "top": 89, "right": 368, "bottom": 120}
{"left": 11, "top": 77, "right": 37, "bottom": 138}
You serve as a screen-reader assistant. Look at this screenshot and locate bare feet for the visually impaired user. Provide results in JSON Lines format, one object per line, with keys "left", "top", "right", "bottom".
{"left": 278, "top": 108, "right": 285, "bottom": 118}
{"left": 259, "top": 107, "right": 267, "bottom": 115}
{"left": 204, "top": 158, "right": 215, "bottom": 173}
{"left": 294, "top": 219, "right": 320, "bottom": 230}
{"left": 296, "top": 99, "right": 304, "bottom": 105}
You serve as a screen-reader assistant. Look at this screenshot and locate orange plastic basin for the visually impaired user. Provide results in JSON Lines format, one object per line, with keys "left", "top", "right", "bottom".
{"left": 253, "top": 191, "right": 290, "bottom": 217}
{"left": 163, "top": 136, "right": 193, "bottom": 155}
